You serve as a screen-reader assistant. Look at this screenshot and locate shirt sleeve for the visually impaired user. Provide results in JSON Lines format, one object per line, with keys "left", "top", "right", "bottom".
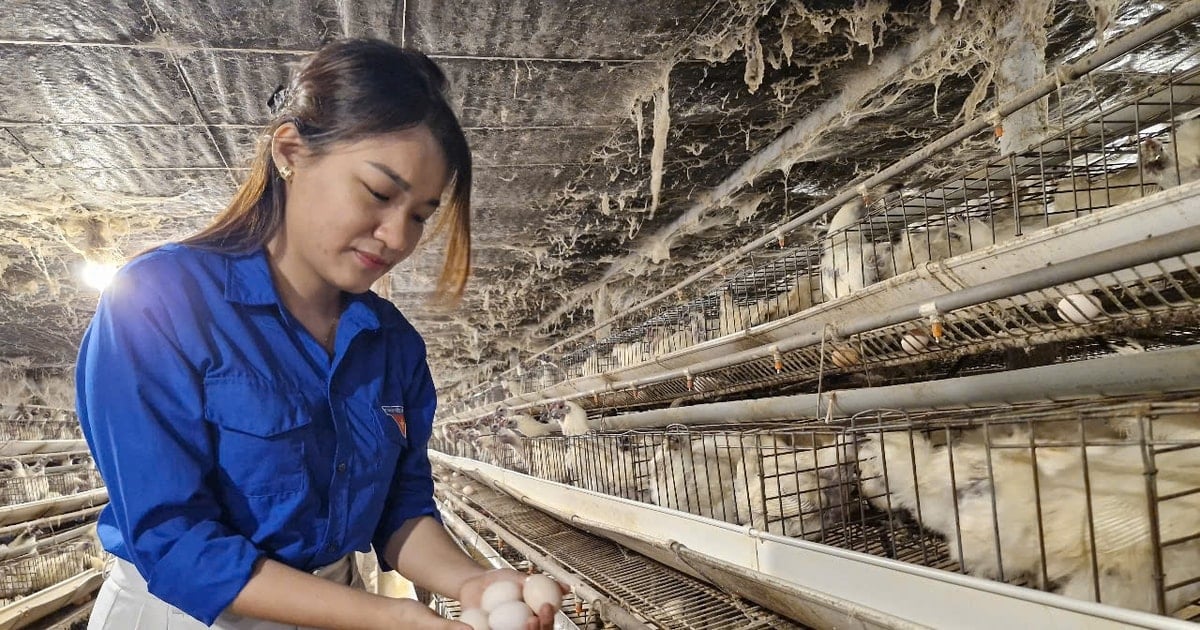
{"left": 372, "top": 331, "right": 440, "bottom": 570}
{"left": 76, "top": 259, "right": 262, "bottom": 625}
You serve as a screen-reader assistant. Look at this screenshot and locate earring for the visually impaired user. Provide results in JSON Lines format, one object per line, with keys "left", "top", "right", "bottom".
{"left": 278, "top": 165, "right": 293, "bottom": 181}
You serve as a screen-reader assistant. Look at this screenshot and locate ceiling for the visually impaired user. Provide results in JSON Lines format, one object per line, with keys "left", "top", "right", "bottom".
{"left": 1, "top": 1, "right": 1194, "bottom": 397}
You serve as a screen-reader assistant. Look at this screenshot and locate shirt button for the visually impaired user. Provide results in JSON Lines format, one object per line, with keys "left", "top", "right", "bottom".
{"left": 337, "top": 462, "right": 347, "bottom": 473}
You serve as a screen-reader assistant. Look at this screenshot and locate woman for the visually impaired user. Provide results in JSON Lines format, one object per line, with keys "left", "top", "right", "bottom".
{"left": 77, "top": 39, "right": 561, "bottom": 629}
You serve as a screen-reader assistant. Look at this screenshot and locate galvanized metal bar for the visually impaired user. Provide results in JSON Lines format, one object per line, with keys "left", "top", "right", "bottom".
{"left": 439, "top": 492, "right": 655, "bottom": 630}
{"left": 595, "top": 345, "right": 1200, "bottom": 430}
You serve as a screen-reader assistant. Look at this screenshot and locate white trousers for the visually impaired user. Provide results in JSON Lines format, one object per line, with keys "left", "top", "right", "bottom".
{"left": 87, "top": 555, "right": 363, "bottom": 629}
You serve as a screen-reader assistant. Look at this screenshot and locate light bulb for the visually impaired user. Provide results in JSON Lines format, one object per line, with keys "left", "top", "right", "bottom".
{"left": 82, "top": 260, "right": 119, "bottom": 291}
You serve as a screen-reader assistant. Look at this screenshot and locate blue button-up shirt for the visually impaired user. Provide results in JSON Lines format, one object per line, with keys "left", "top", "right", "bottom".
{"left": 75, "top": 243, "right": 439, "bottom": 625}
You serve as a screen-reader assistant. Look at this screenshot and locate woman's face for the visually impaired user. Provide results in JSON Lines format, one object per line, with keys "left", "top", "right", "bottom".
{"left": 273, "top": 124, "right": 448, "bottom": 296}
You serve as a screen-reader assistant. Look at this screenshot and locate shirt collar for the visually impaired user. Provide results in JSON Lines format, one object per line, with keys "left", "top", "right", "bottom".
{"left": 224, "top": 248, "right": 279, "bottom": 306}
{"left": 224, "top": 248, "right": 399, "bottom": 330}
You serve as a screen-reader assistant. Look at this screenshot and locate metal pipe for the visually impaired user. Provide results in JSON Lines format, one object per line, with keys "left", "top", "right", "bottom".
{"left": 0, "top": 505, "right": 104, "bottom": 539}
{"left": 0, "top": 520, "right": 95, "bottom": 563}
{"left": 595, "top": 345, "right": 1200, "bottom": 431}
{"left": 447, "top": 194, "right": 1200, "bottom": 421}
{"left": 440, "top": 492, "right": 655, "bottom": 630}
{"left": 846, "top": 223, "right": 1200, "bottom": 339}
{"left": 523, "top": 1, "right": 1200, "bottom": 361}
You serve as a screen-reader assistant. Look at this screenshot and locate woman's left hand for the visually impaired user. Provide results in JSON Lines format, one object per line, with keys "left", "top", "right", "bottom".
{"left": 458, "top": 569, "right": 570, "bottom": 630}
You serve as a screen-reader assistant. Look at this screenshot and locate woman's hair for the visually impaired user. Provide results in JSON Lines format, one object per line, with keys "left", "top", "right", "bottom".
{"left": 181, "top": 38, "right": 472, "bottom": 301}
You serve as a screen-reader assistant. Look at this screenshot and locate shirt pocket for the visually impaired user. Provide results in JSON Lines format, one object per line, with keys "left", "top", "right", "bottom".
{"left": 204, "top": 379, "right": 312, "bottom": 497}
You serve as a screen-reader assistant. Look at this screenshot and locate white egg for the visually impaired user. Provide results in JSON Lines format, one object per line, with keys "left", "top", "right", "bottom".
{"left": 900, "top": 332, "right": 930, "bottom": 354}
{"left": 523, "top": 574, "right": 562, "bottom": 614}
{"left": 481, "top": 580, "right": 522, "bottom": 612}
{"left": 458, "top": 608, "right": 490, "bottom": 630}
{"left": 488, "top": 601, "right": 533, "bottom": 630}
{"left": 1056, "top": 293, "right": 1104, "bottom": 324}
{"left": 462, "top": 484, "right": 476, "bottom": 495}
{"left": 451, "top": 481, "right": 464, "bottom": 491}
{"left": 830, "top": 346, "right": 860, "bottom": 368}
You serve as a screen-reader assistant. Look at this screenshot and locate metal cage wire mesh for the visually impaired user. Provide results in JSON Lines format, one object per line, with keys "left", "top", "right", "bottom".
{"left": 436, "top": 477, "right": 805, "bottom": 629}
{"left": 0, "top": 539, "right": 98, "bottom": 603}
{"left": 436, "top": 392, "right": 1200, "bottom": 620}
{"left": 445, "top": 23, "right": 1200, "bottom": 421}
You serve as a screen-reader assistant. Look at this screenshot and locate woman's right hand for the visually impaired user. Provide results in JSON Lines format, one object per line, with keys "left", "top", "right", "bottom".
{"left": 377, "top": 597, "right": 470, "bottom": 629}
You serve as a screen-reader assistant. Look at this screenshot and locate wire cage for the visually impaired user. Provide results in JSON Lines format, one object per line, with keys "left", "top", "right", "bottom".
{"left": 0, "top": 540, "right": 96, "bottom": 602}
{"left": 446, "top": 22, "right": 1200, "bottom": 423}
{"left": 845, "top": 395, "right": 1200, "bottom": 619}
{"left": 0, "top": 411, "right": 84, "bottom": 442}
{"left": 437, "top": 473, "right": 805, "bottom": 629}
{"left": 0, "top": 461, "right": 103, "bottom": 505}
{"left": 443, "top": 392, "right": 1200, "bottom": 621}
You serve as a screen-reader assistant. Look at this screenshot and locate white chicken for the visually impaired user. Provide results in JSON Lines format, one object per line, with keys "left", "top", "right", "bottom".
{"left": 550, "top": 400, "right": 591, "bottom": 437}
{"left": 510, "top": 413, "right": 557, "bottom": 438}
{"left": 820, "top": 192, "right": 887, "bottom": 300}
{"left": 854, "top": 411, "right": 1200, "bottom": 615}
{"left": 611, "top": 338, "right": 650, "bottom": 368}
{"left": 1142, "top": 117, "right": 1200, "bottom": 190}
{"left": 8, "top": 458, "right": 50, "bottom": 504}
{"left": 821, "top": 122, "right": 1200, "bottom": 302}
{"left": 648, "top": 312, "right": 706, "bottom": 359}
{"left": 546, "top": 401, "right": 642, "bottom": 497}
{"left": 524, "top": 437, "right": 575, "bottom": 484}
{"left": 717, "top": 279, "right": 817, "bottom": 336}
{"left": 566, "top": 433, "right": 643, "bottom": 500}
{"left": 491, "top": 427, "right": 530, "bottom": 473}
{"left": 735, "top": 433, "right": 856, "bottom": 540}
{"left": 647, "top": 432, "right": 743, "bottom": 522}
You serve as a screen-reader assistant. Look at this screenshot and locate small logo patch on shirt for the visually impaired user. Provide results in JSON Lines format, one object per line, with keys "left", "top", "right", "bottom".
{"left": 381, "top": 405, "right": 407, "bottom": 439}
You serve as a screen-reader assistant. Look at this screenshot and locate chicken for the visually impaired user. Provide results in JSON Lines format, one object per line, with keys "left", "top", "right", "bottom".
{"left": 545, "top": 401, "right": 642, "bottom": 496}
{"left": 647, "top": 432, "right": 743, "bottom": 522}
{"left": 0, "top": 527, "right": 37, "bottom": 558}
{"left": 549, "top": 400, "right": 591, "bottom": 437}
{"left": 820, "top": 124, "right": 1198, "bottom": 302}
{"left": 879, "top": 217, "right": 1002, "bottom": 279}
{"left": 1142, "top": 118, "right": 1200, "bottom": 190}
{"left": 854, "top": 412, "right": 1200, "bottom": 615}
{"left": 492, "top": 427, "right": 530, "bottom": 473}
{"left": 735, "top": 433, "right": 856, "bottom": 540}
{"left": 8, "top": 458, "right": 50, "bottom": 504}
{"left": 524, "top": 437, "right": 575, "bottom": 484}
{"left": 611, "top": 338, "right": 650, "bottom": 368}
{"left": 648, "top": 312, "right": 706, "bottom": 359}
{"left": 717, "top": 279, "right": 816, "bottom": 335}
{"left": 820, "top": 193, "right": 886, "bottom": 300}
{"left": 567, "top": 433, "right": 643, "bottom": 500}
{"left": 507, "top": 412, "right": 558, "bottom": 439}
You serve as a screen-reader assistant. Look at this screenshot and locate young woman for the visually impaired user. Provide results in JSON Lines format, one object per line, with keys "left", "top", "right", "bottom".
{"left": 77, "top": 39, "right": 561, "bottom": 629}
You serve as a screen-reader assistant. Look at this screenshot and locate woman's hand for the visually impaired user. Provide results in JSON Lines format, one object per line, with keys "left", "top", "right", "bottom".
{"left": 457, "top": 569, "right": 570, "bottom": 630}
{"left": 377, "top": 597, "right": 471, "bottom": 629}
